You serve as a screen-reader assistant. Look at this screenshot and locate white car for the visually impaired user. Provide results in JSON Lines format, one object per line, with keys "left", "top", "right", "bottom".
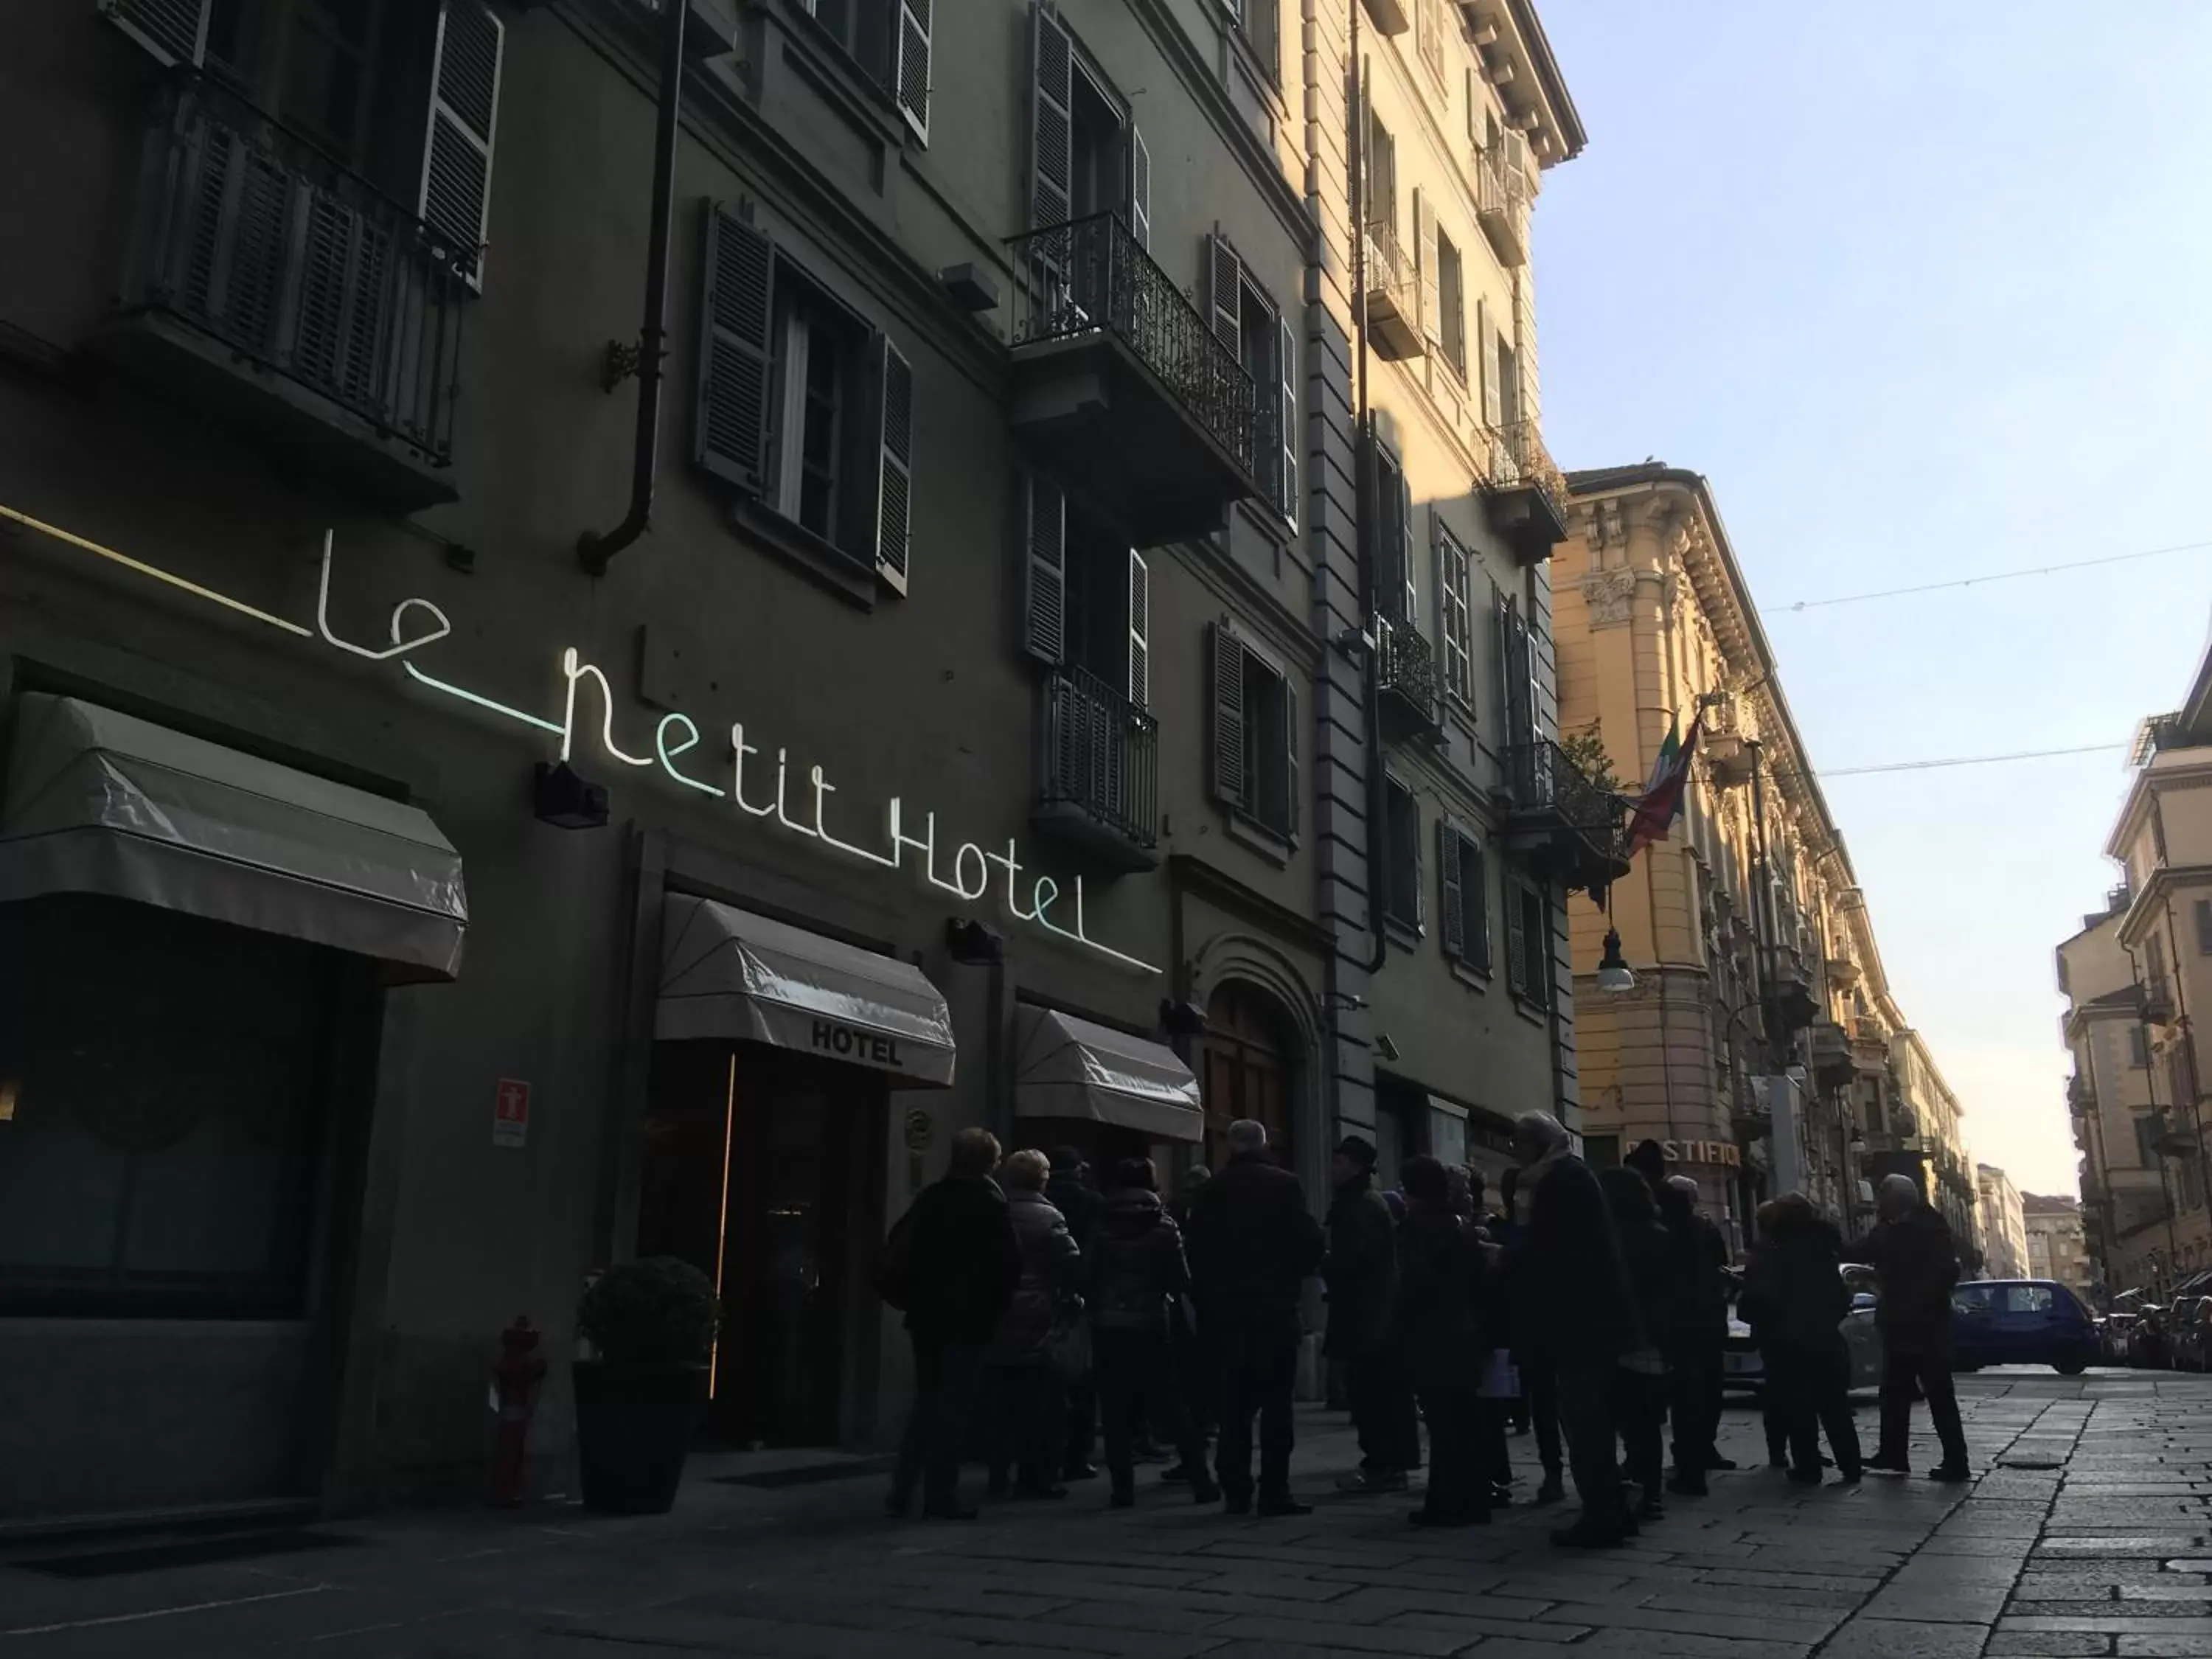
{"left": 1720, "top": 1263, "right": 1885, "bottom": 1393}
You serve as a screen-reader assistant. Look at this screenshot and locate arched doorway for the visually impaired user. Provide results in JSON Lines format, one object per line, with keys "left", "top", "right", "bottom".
{"left": 1200, "top": 983, "right": 1293, "bottom": 1169}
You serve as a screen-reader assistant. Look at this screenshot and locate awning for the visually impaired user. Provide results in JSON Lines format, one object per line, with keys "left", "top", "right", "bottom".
{"left": 1012, "top": 1004, "right": 1203, "bottom": 1142}
{"left": 655, "top": 894, "right": 956, "bottom": 1085}
{"left": 0, "top": 692, "right": 467, "bottom": 979}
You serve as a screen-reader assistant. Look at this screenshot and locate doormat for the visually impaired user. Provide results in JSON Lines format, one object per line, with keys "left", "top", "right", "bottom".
{"left": 12, "top": 1529, "right": 364, "bottom": 1579}
{"left": 714, "top": 1455, "right": 900, "bottom": 1490}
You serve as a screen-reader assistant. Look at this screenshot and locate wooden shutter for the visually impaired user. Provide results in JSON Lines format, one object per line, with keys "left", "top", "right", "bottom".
{"left": 1370, "top": 444, "right": 1402, "bottom": 619}
{"left": 1023, "top": 472, "right": 1067, "bottom": 664}
{"left": 1498, "top": 594, "right": 1534, "bottom": 745}
{"left": 2197, "top": 897, "right": 2212, "bottom": 956}
{"left": 1211, "top": 622, "right": 1247, "bottom": 808}
{"left": 1128, "top": 125, "right": 1152, "bottom": 250}
{"left": 1279, "top": 311, "right": 1298, "bottom": 528}
{"left": 419, "top": 1, "right": 504, "bottom": 291}
{"left": 1397, "top": 455, "right": 1417, "bottom": 624}
{"left": 894, "top": 0, "right": 932, "bottom": 144}
{"left": 103, "top": 0, "right": 209, "bottom": 65}
{"left": 1505, "top": 882, "right": 1528, "bottom": 997}
{"left": 1524, "top": 888, "right": 1550, "bottom": 1004}
{"left": 693, "top": 201, "right": 775, "bottom": 493}
{"left": 1208, "top": 234, "right": 1244, "bottom": 351}
{"left": 874, "top": 335, "right": 914, "bottom": 593}
{"left": 1414, "top": 188, "right": 1441, "bottom": 352}
{"left": 1467, "top": 841, "right": 1491, "bottom": 971}
{"left": 1030, "top": 3, "right": 1073, "bottom": 230}
{"left": 1281, "top": 678, "right": 1300, "bottom": 840}
{"left": 1127, "top": 550, "right": 1150, "bottom": 709}
{"left": 1438, "top": 821, "right": 1465, "bottom": 959}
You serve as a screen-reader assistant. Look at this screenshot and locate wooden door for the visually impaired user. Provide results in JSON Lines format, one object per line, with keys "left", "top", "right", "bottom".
{"left": 1200, "top": 984, "right": 1291, "bottom": 1170}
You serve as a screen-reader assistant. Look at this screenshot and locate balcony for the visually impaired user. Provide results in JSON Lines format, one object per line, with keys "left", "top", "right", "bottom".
{"left": 1006, "top": 214, "right": 1261, "bottom": 546}
{"left": 1810, "top": 1021, "right": 1854, "bottom": 1089}
{"left": 1771, "top": 948, "right": 1819, "bottom": 1033}
{"left": 1473, "top": 143, "right": 1531, "bottom": 268}
{"left": 1481, "top": 419, "right": 1571, "bottom": 561}
{"left": 1033, "top": 665, "right": 1160, "bottom": 873}
{"left": 97, "top": 73, "right": 465, "bottom": 512}
{"left": 1374, "top": 614, "right": 1441, "bottom": 737}
{"left": 2144, "top": 977, "right": 2177, "bottom": 1026}
{"left": 1362, "top": 0, "right": 1411, "bottom": 37}
{"left": 1502, "top": 736, "right": 1630, "bottom": 897}
{"left": 1362, "top": 218, "right": 1425, "bottom": 362}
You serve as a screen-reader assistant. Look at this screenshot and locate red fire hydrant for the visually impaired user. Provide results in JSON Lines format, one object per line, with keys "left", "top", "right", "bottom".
{"left": 490, "top": 1315, "right": 546, "bottom": 1508}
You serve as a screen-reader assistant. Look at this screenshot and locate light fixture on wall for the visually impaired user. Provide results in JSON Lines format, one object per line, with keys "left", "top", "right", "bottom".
{"left": 1375, "top": 1032, "right": 1401, "bottom": 1064}
{"left": 1159, "top": 998, "right": 1208, "bottom": 1037}
{"left": 1596, "top": 927, "right": 1635, "bottom": 994}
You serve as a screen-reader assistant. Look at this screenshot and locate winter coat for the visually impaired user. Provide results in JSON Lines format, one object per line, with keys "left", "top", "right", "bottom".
{"left": 1186, "top": 1151, "right": 1326, "bottom": 1342}
{"left": 1323, "top": 1172, "right": 1399, "bottom": 1360}
{"left": 1740, "top": 1210, "right": 1850, "bottom": 1356}
{"left": 1396, "top": 1201, "right": 1492, "bottom": 1388}
{"left": 987, "top": 1188, "right": 1080, "bottom": 1364}
{"left": 1046, "top": 1172, "right": 1107, "bottom": 1250}
{"left": 1085, "top": 1188, "right": 1192, "bottom": 1334}
{"left": 1509, "top": 1152, "right": 1638, "bottom": 1368}
{"left": 1658, "top": 1186, "right": 1731, "bottom": 1346}
{"left": 1846, "top": 1206, "right": 1959, "bottom": 1357}
{"left": 904, "top": 1173, "right": 1023, "bottom": 1346}
{"left": 1615, "top": 1216, "right": 1679, "bottom": 1358}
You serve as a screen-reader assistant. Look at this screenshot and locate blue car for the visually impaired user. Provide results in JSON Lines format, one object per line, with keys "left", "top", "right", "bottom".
{"left": 1950, "top": 1279, "right": 2100, "bottom": 1375}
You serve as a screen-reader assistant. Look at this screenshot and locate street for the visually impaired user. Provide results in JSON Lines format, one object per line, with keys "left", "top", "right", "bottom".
{"left": 4, "top": 1370, "right": 2210, "bottom": 1658}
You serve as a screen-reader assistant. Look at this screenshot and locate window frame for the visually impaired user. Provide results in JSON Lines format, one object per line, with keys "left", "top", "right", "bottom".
{"left": 1211, "top": 622, "right": 1301, "bottom": 855}
{"left": 1438, "top": 818, "right": 1491, "bottom": 981}
{"left": 1382, "top": 774, "right": 1423, "bottom": 939}
{"left": 1436, "top": 226, "right": 1466, "bottom": 381}
{"left": 1436, "top": 519, "right": 1475, "bottom": 710}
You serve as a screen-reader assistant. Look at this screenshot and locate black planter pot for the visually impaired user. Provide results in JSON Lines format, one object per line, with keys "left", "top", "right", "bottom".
{"left": 572, "top": 1359, "right": 709, "bottom": 1514}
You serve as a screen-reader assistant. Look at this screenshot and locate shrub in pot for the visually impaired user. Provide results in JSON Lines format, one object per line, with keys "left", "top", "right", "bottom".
{"left": 573, "top": 1256, "right": 718, "bottom": 1514}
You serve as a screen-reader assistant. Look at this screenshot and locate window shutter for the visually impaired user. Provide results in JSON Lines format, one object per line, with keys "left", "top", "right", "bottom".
{"left": 1397, "top": 457, "right": 1417, "bottom": 624}
{"left": 874, "top": 335, "right": 914, "bottom": 593}
{"left": 1468, "top": 842, "right": 1492, "bottom": 971}
{"left": 1030, "top": 4, "right": 1073, "bottom": 230}
{"left": 693, "top": 202, "right": 775, "bottom": 493}
{"left": 1414, "top": 188, "right": 1441, "bottom": 351}
{"left": 1281, "top": 678, "right": 1300, "bottom": 841}
{"left": 1023, "top": 472, "right": 1067, "bottom": 664}
{"left": 894, "top": 0, "right": 932, "bottom": 144}
{"left": 1279, "top": 311, "right": 1298, "bottom": 528}
{"left": 419, "top": 1, "right": 504, "bottom": 291}
{"left": 101, "top": 0, "right": 209, "bottom": 65}
{"left": 1208, "top": 234, "right": 1244, "bottom": 351}
{"left": 1524, "top": 888, "right": 1550, "bottom": 1004}
{"left": 1211, "top": 622, "right": 1247, "bottom": 809}
{"left": 1498, "top": 594, "right": 1534, "bottom": 745}
{"left": 1127, "top": 550, "right": 1150, "bottom": 709}
{"left": 1478, "top": 299, "right": 1502, "bottom": 428}
{"left": 1438, "top": 821, "right": 1465, "bottom": 960}
{"left": 2197, "top": 897, "right": 2212, "bottom": 956}
{"left": 1505, "top": 883, "right": 1528, "bottom": 997}
{"left": 1128, "top": 125, "right": 1152, "bottom": 250}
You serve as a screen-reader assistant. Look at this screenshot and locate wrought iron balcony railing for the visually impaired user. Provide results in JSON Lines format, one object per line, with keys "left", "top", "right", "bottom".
{"left": 1505, "top": 736, "right": 1623, "bottom": 838}
{"left": 1006, "top": 212, "right": 1259, "bottom": 485}
{"left": 1481, "top": 418, "right": 1569, "bottom": 519}
{"left": 1374, "top": 613, "right": 1439, "bottom": 727}
{"left": 1039, "top": 665, "right": 1159, "bottom": 853}
{"left": 122, "top": 72, "right": 467, "bottom": 468}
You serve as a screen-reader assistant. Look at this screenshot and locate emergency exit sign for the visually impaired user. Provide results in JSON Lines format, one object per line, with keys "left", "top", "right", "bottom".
{"left": 493, "top": 1079, "right": 531, "bottom": 1148}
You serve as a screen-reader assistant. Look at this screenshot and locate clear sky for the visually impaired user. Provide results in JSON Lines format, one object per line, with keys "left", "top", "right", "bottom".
{"left": 1533, "top": 2, "right": 2212, "bottom": 1197}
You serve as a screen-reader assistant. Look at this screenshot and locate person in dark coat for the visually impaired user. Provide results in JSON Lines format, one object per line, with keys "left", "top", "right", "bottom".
{"left": 1046, "top": 1147, "right": 1107, "bottom": 1481}
{"left": 1508, "top": 1111, "right": 1638, "bottom": 1548}
{"left": 1185, "top": 1119, "right": 1326, "bottom": 1516}
{"left": 982, "top": 1149, "right": 1082, "bottom": 1499}
{"left": 1166, "top": 1163, "right": 1219, "bottom": 1449}
{"left": 1740, "top": 1192, "right": 1863, "bottom": 1484}
{"left": 1492, "top": 1164, "right": 1558, "bottom": 1494}
{"left": 1085, "top": 1158, "right": 1222, "bottom": 1508}
{"left": 1848, "top": 1173, "right": 1969, "bottom": 1480}
{"left": 1626, "top": 1141, "right": 1731, "bottom": 1494}
{"left": 888, "top": 1127, "right": 1023, "bottom": 1520}
{"left": 1397, "top": 1155, "right": 1494, "bottom": 1526}
{"left": 1600, "top": 1166, "right": 1676, "bottom": 1522}
{"left": 1326, "top": 1134, "right": 1419, "bottom": 1491}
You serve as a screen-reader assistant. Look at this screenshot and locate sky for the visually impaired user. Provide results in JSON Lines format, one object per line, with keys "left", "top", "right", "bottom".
{"left": 1532, "top": 2, "right": 2212, "bottom": 1197}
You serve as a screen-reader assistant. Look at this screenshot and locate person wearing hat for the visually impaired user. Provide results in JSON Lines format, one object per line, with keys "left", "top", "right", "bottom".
{"left": 1325, "top": 1133, "right": 1417, "bottom": 1492}
{"left": 1627, "top": 1143, "right": 1734, "bottom": 1494}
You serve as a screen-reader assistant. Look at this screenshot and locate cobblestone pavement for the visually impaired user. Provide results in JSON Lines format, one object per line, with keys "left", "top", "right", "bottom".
{"left": 8, "top": 1371, "right": 2212, "bottom": 1657}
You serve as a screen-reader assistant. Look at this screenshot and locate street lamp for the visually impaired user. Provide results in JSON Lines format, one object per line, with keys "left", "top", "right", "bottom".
{"left": 1596, "top": 926, "right": 1635, "bottom": 992}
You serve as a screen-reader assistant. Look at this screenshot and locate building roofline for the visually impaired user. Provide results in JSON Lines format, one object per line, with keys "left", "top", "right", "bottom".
{"left": 1503, "top": 0, "right": 1587, "bottom": 161}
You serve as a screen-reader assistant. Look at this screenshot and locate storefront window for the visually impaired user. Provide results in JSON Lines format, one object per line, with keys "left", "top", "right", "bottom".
{"left": 0, "top": 897, "right": 333, "bottom": 1316}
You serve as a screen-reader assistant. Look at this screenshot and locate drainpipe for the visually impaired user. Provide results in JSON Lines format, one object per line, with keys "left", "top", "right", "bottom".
{"left": 1346, "top": 16, "right": 1388, "bottom": 980}
{"left": 579, "top": 0, "right": 688, "bottom": 577}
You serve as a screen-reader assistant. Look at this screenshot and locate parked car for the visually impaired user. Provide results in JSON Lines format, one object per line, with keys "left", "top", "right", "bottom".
{"left": 2129, "top": 1305, "right": 2172, "bottom": 1369}
{"left": 1721, "top": 1262, "right": 1885, "bottom": 1394}
{"left": 1950, "top": 1279, "right": 2100, "bottom": 1375}
{"left": 2174, "top": 1298, "right": 2212, "bottom": 1371}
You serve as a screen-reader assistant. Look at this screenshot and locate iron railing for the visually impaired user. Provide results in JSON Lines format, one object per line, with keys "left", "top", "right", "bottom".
{"left": 124, "top": 72, "right": 466, "bottom": 465}
{"left": 1374, "top": 614, "right": 1439, "bottom": 724}
{"left": 1039, "top": 666, "right": 1159, "bottom": 851}
{"left": 1505, "top": 735, "right": 1624, "bottom": 840}
{"left": 1481, "top": 417, "right": 1569, "bottom": 523}
{"left": 1474, "top": 144, "right": 1530, "bottom": 225}
{"left": 1006, "top": 212, "right": 1259, "bottom": 484}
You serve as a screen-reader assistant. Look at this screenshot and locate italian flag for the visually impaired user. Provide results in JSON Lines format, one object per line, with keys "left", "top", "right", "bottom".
{"left": 1624, "top": 714, "right": 1701, "bottom": 860}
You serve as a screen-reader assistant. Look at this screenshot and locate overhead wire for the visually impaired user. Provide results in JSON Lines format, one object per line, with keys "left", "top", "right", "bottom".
{"left": 1760, "top": 537, "right": 2212, "bottom": 614}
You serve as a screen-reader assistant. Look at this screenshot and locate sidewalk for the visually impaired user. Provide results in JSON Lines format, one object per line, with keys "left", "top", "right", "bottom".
{"left": 0, "top": 1375, "right": 2183, "bottom": 1657}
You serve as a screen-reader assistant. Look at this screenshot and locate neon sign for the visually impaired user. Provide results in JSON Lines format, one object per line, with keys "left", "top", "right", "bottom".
{"left": 0, "top": 503, "right": 1158, "bottom": 975}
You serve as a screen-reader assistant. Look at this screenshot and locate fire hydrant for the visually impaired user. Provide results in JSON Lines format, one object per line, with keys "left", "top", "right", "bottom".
{"left": 490, "top": 1315, "right": 546, "bottom": 1508}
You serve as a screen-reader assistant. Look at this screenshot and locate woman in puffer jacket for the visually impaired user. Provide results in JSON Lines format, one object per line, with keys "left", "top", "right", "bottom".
{"left": 984, "top": 1149, "right": 1081, "bottom": 1497}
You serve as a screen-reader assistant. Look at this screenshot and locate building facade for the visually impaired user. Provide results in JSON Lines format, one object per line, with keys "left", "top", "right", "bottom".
{"left": 2023, "top": 1194, "right": 2092, "bottom": 1297}
{"left": 1977, "top": 1164, "right": 2028, "bottom": 1281}
{"left": 0, "top": 0, "right": 1584, "bottom": 1527}
{"left": 1553, "top": 465, "right": 1972, "bottom": 1250}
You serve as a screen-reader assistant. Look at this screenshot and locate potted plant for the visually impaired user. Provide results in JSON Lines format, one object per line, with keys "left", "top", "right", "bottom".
{"left": 572, "top": 1256, "right": 718, "bottom": 1514}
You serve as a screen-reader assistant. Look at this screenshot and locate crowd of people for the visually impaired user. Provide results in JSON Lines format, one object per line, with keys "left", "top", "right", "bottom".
{"left": 880, "top": 1110, "right": 1972, "bottom": 1545}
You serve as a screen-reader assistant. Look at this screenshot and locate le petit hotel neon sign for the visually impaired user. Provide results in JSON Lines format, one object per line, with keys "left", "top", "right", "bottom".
{"left": 0, "top": 505, "right": 1159, "bottom": 975}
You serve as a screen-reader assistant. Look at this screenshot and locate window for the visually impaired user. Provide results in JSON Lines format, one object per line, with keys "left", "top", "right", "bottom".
{"left": 1030, "top": 8, "right": 1144, "bottom": 239}
{"left": 1371, "top": 437, "right": 1415, "bottom": 623}
{"left": 1366, "top": 108, "right": 1397, "bottom": 254}
{"left": 2197, "top": 899, "right": 2212, "bottom": 956}
{"left": 1225, "top": 0, "right": 1280, "bottom": 83}
{"left": 1383, "top": 778, "right": 1422, "bottom": 932}
{"left": 1210, "top": 625, "right": 1298, "bottom": 843}
{"left": 1436, "top": 523, "right": 1474, "bottom": 709}
{"left": 694, "top": 205, "right": 915, "bottom": 591}
{"left": 1497, "top": 334, "right": 1520, "bottom": 427}
{"left": 1207, "top": 237, "right": 1297, "bottom": 526}
{"left": 1438, "top": 822, "right": 1490, "bottom": 973}
{"left": 1417, "top": 0, "right": 1445, "bottom": 80}
{"left": 2138, "top": 1114, "right": 2163, "bottom": 1167}
{"left": 1023, "top": 476, "right": 1148, "bottom": 705}
{"left": 1436, "top": 229, "right": 1466, "bottom": 378}
{"left": 0, "top": 897, "right": 341, "bottom": 1316}
{"left": 1497, "top": 591, "right": 1537, "bottom": 748}
{"left": 797, "top": 0, "right": 931, "bottom": 139}
{"left": 2131, "top": 1026, "right": 2151, "bottom": 1068}
{"left": 1505, "top": 880, "right": 1548, "bottom": 1005}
